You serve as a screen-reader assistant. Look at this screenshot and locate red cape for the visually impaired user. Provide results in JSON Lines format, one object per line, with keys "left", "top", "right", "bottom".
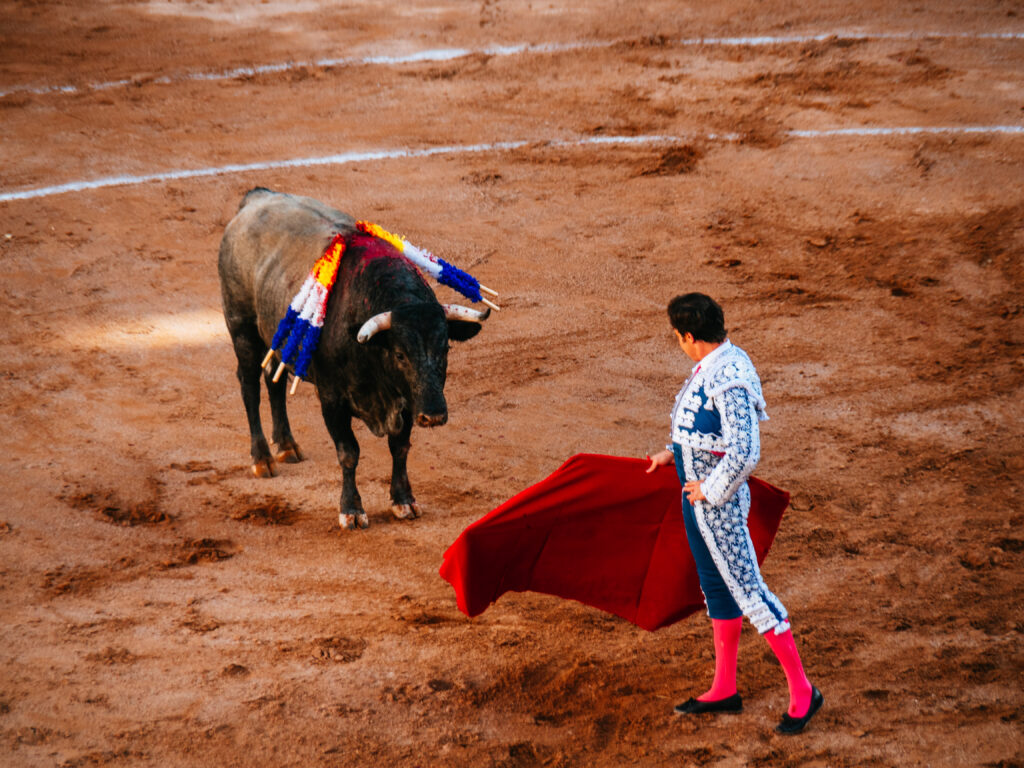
{"left": 439, "top": 453, "right": 790, "bottom": 631}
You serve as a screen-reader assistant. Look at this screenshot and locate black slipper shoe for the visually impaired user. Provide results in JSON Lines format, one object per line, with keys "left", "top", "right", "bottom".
{"left": 673, "top": 693, "right": 743, "bottom": 715}
{"left": 775, "top": 686, "right": 824, "bottom": 734}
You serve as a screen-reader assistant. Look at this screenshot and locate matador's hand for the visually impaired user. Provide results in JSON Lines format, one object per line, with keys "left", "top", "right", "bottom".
{"left": 645, "top": 449, "right": 673, "bottom": 474}
{"left": 684, "top": 480, "right": 707, "bottom": 502}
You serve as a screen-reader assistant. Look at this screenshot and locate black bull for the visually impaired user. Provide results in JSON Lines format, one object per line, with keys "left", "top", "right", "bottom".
{"left": 217, "top": 188, "right": 488, "bottom": 529}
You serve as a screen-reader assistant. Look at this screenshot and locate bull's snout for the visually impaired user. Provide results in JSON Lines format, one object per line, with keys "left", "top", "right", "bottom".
{"left": 416, "top": 412, "right": 448, "bottom": 428}
{"left": 415, "top": 384, "right": 447, "bottom": 428}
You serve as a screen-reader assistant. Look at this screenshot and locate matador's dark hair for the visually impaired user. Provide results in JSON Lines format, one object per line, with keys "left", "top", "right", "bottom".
{"left": 667, "top": 293, "right": 727, "bottom": 343}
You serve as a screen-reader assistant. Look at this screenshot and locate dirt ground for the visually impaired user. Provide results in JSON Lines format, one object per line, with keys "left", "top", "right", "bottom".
{"left": 1, "top": 1, "right": 1022, "bottom": 766}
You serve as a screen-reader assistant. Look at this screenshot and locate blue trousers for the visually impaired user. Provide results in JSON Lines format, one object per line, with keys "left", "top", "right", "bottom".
{"left": 673, "top": 444, "right": 743, "bottom": 619}
{"left": 672, "top": 444, "right": 789, "bottom": 633}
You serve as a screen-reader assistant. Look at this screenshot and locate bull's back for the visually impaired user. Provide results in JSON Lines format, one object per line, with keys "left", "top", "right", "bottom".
{"left": 218, "top": 188, "right": 358, "bottom": 343}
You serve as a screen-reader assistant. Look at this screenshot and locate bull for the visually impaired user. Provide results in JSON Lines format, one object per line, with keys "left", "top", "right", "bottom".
{"left": 217, "top": 188, "right": 488, "bottom": 529}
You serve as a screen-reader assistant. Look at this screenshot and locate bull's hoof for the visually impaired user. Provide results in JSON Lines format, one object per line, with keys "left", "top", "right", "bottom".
{"left": 339, "top": 511, "right": 370, "bottom": 530}
{"left": 274, "top": 445, "right": 304, "bottom": 464}
{"left": 391, "top": 502, "right": 421, "bottom": 521}
{"left": 251, "top": 459, "right": 276, "bottom": 478}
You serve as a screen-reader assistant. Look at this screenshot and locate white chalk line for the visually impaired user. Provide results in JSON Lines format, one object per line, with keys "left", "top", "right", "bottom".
{"left": 786, "top": 125, "right": 1024, "bottom": 137}
{"left": 2, "top": 126, "right": 1022, "bottom": 204}
{"left": 2, "top": 30, "right": 1021, "bottom": 99}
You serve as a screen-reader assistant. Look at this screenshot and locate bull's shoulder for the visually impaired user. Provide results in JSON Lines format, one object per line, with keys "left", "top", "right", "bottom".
{"left": 238, "top": 186, "right": 274, "bottom": 210}
{"left": 233, "top": 188, "right": 357, "bottom": 236}
{"left": 288, "top": 193, "right": 358, "bottom": 230}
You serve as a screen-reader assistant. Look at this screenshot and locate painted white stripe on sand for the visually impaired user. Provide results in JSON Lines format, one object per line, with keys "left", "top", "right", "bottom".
{"left": 1, "top": 126, "right": 1021, "bottom": 203}
{"left": 677, "top": 31, "right": 1024, "bottom": 46}
{"left": 0, "top": 141, "right": 530, "bottom": 202}
{"left": 789, "top": 125, "right": 1024, "bottom": 137}
{"left": 0, "top": 41, "right": 606, "bottom": 98}
{"left": 2, "top": 30, "right": 1021, "bottom": 98}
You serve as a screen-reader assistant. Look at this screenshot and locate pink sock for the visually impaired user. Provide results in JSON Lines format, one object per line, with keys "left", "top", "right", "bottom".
{"left": 764, "top": 626, "right": 813, "bottom": 717}
{"left": 697, "top": 617, "right": 742, "bottom": 701}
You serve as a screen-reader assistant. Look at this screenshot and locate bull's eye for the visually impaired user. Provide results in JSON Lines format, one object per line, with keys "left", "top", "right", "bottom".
{"left": 394, "top": 349, "right": 407, "bottom": 363}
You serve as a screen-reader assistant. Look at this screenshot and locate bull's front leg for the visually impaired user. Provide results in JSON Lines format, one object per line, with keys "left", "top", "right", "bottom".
{"left": 319, "top": 396, "right": 369, "bottom": 530}
{"left": 265, "top": 366, "right": 303, "bottom": 465}
{"left": 388, "top": 409, "right": 421, "bottom": 520}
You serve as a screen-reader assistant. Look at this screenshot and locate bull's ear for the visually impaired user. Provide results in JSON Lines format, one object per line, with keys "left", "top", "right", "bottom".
{"left": 447, "top": 320, "right": 482, "bottom": 342}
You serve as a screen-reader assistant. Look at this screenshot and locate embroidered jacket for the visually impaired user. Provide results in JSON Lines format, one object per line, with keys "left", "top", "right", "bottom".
{"left": 670, "top": 341, "right": 768, "bottom": 506}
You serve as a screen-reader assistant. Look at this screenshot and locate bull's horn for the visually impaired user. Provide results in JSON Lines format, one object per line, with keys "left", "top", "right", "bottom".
{"left": 443, "top": 304, "right": 491, "bottom": 323}
{"left": 357, "top": 311, "right": 393, "bottom": 343}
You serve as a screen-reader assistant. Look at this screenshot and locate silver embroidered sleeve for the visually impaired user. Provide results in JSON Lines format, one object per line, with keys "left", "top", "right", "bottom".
{"left": 700, "top": 386, "right": 761, "bottom": 506}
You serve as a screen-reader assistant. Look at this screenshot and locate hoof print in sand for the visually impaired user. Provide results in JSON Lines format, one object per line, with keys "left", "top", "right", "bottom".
{"left": 310, "top": 636, "right": 366, "bottom": 664}
{"left": 161, "top": 539, "right": 237, "bottom": 569}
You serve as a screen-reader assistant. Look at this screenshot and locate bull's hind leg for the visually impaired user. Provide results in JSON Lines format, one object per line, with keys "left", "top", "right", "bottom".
{"left": 320, "top": 395, "right": 369, "bottom": 530}
{"left": 264, "top": 368, "right": 303, "bottom": 465}
{"left": 226, "top": 319, "right": 276, "bottom": 478}
{"left": 388, "top": 410, "right": 421, "bottom": 520}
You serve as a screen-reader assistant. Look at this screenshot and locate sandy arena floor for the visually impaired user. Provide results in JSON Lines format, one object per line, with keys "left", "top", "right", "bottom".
{"left": 1, "top": 1, "right": 1022, "bottom": 766}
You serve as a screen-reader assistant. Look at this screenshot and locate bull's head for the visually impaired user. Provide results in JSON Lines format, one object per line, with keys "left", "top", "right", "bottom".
{"left": 357, "top": 303, "right": 488, "bottom": 428}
